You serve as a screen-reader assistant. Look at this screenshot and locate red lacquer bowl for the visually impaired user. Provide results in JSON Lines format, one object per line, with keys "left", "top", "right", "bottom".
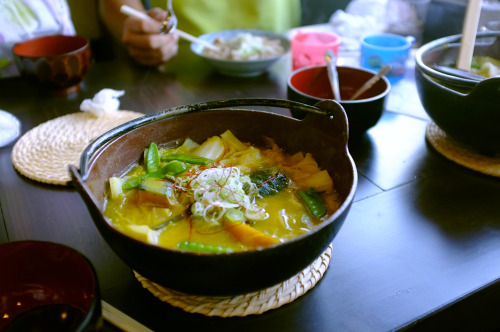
{"left": 288, "top": 65, "right": 391, "bottom": 136}
{"left": 13, "top": 35, "right": 92, "bottom": 95}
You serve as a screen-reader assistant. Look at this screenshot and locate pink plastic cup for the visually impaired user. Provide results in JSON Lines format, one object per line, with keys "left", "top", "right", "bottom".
{"left": 291, "top": 31, "right": 342, "bottom": 70}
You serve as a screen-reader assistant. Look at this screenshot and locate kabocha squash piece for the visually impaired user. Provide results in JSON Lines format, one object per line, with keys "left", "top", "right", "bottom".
{"left": 223, "top": 209, "right": 280, "bottom": 249}
{"left": 140, "top": 177, "right": 173, "bottom": 196}
{"left": 224, "top": 220, "right": 280, "bottom": 248}
{"left": 137, "top": 178, "right": 174, "bottom": 207}
{"left": 137, "top": 190, "right": 171, "bottom": 207}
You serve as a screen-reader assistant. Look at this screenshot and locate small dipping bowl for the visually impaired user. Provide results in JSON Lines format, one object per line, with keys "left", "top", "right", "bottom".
{"left": 0, "top": 240, "right": 102, "bottom": 332}
{"left": 291, "top": 31, "right": 342, "bottom": 70}
{"left": 361, "top": 33, "right": 415, "bottom": 81}
{"left": 287, "top": 65, "right": 391, "bottom": 136}
{"left": 13, "top": 35, "right": 92, "bottom": 95}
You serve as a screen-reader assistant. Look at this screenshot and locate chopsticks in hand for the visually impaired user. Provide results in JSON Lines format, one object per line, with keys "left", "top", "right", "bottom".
{"left": 119, "top": 5, "right": 219, "bottom": 51}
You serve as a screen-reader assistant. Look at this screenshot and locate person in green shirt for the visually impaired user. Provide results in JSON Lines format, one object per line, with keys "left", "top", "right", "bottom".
{"left": 99, "top": 0, "right": 300, "bottom": 66}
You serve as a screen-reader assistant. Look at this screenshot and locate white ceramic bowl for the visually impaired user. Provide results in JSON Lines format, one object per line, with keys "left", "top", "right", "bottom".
{"left": 190, "top": 29, "right": 290, "bottom": 77}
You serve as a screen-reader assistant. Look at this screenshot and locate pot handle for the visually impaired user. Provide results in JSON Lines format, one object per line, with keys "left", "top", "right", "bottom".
{"left": 69, "top": 164, "right": 103, "bottom": 213}
{"left": 78, "top": 98, "right": 346, "bottom": 179}
{"left": 166, "top": 98, "right": 338, "bottom": 117}
{"left": 313, "top": 99, "right": 350, "bottom": 147}
{"left": 466, "top": 77, "right": 500, "bottom": 101}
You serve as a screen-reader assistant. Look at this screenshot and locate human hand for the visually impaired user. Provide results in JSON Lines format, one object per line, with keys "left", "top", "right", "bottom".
{"left": 122, "top": 8, "right": 179, "bottom": 66}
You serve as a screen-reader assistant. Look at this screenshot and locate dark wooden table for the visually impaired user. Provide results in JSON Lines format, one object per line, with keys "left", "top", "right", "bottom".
{"left": 1, "top": 44, "right": 500, "bottom": 332}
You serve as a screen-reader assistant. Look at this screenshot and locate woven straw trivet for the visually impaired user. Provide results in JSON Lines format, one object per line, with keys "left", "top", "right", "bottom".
{"left": 135, "top": 244, "right": 333, "bottom": 317}
{"left": 11, "top": 111, "right": 143, "bottom": 185}
{"left": 426, "top": 121, "right": 500, "bottom": 177}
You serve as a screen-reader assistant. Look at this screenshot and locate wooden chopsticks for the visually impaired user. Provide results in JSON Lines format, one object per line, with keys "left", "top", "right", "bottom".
{"left": 101, "top": 300, "right": 154, "bottom": 332}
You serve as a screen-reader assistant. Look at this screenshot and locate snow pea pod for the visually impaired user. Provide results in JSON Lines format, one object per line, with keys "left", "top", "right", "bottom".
{"left": 122, "top": 160, "right": 190, "bottom": 190}
{"left": 122, "top": 170, "right": 164, "bottom": 190}
{"left": 122, "top": 175, "right": 145, "bottom": 190}
{"left": 177, "top": 241, "right": 233, "bottom": 253}
{"left": 161, "top": 160, "right": 190, "bottom": 176}
{"left": 161, "top": 153, "right": 213, "bottom": 165}
{"left": 297, "top": 188, "right": 327, "bottom": 218}
{"left": 146, "top": 142, "right": 160, "bottom": 173}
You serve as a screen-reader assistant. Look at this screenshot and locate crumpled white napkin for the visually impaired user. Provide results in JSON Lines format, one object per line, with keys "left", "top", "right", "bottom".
{"left": 329, "top": 0, "right": 388, "bottom": 51}
{"left": 80, "top": 89, "right": 125, "bottom": 117}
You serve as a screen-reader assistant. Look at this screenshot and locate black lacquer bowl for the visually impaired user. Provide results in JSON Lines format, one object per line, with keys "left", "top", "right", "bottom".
{"left": 287, "top": 65, "right": 390, "bottom": 136}
{"left": 415, "top": 32, "right": 500, "bottom": 154}
{"left": 0, "top": 241, "right": 102, "bottom": 331}
{"left": 70, "top": 98, "right": 357, "bottom": 296}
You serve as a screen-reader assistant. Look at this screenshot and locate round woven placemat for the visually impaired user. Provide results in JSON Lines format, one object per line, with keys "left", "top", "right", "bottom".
{"left": 11, "top": 111, "right": 143, "bottom": 185}
{"left": 426, "top": 121, "right": 500, "bottom": 177}
{"left": 135, "top": 244, "right": 333, "bottom": 317}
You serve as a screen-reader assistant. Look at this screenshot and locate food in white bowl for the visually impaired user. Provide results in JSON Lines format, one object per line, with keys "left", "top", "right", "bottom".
{"left": 202, "top": 32, "right": 285, "bottom": 60}
{"left": 191, "top": 29, "right": 290, "bottom": 77}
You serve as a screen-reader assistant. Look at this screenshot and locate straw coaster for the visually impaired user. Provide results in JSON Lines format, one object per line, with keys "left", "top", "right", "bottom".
{"left": 426, "top": 121, "right": 500, "bottom": 177}
{"left": 11, "top": 110, "right": 143, "bottom": 185}
{"left": 135, "top": 244, "right": 333, "bottom": 317}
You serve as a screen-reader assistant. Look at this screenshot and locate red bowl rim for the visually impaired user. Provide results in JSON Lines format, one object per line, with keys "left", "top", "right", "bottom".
{"left": 12, "top": 35, "right": 89, "bottom": 58}
{"left": 287, "top": 64, "right": 391, "bottom": 103}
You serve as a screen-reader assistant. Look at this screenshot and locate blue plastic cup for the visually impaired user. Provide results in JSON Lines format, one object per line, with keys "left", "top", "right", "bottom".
{"left": 361, "top": 33, "right": 415, "bottom": 80}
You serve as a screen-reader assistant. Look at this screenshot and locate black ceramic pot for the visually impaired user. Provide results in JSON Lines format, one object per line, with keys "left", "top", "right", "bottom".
{"left": 70, "top": 98, "right": 357, "bottom": 296}
{"left": 415, "top": 32, "right": 500, "bottom": 154}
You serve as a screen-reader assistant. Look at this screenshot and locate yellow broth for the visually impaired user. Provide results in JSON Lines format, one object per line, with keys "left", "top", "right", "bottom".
{"left": 104, "top": 130, "right": 341, "bottom": 252}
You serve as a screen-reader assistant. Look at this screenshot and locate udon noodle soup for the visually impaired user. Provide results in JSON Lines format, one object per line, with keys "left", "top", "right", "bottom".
{"left": 104, "top": 130, "right": 341, "bottom": 253}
